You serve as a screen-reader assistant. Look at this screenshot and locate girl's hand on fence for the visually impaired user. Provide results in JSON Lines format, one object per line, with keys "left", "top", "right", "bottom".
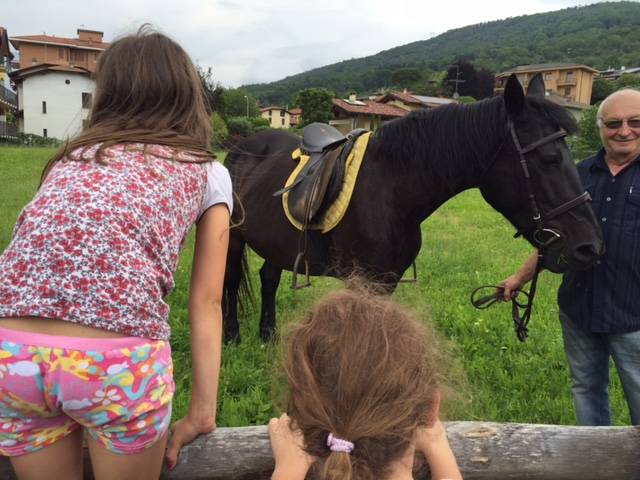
{"left": 414, "top": 420, "right": 463, "bottom": 480}
{"left": 269, "top": 413, "right": 316, "bottom": 480}
{"left": 165, "top": 414, "right": 216, "bottom": 470}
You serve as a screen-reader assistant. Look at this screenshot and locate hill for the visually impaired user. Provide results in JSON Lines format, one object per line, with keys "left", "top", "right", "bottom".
{"left": 244, "top": 1, "right": 640, "bottom": 105}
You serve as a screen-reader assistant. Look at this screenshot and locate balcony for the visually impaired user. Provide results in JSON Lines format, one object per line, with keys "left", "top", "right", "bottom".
{"left": 0, "top": 121, "right": 18, "bottom": 139}
{"left": 0, "top": 84, "right": 17, "bottom": 109}
{"left": 557, "top": 78, "right": 577, "bottom": 86}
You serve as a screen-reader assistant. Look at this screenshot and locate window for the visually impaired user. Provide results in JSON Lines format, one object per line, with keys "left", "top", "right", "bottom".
{"left": 43, "top": 128, "right": 47, "bottom": 138}
{"left": 281, "top": 118, "right": 285, "bottom": 126}
{"left": 564, "top": 87, "right": 572, "bottom": 96}
{"left": 42, "top": 101, "right": 47, "bottom": 114}
{"left": 70, "top": 50, "right": 87, "bottom": 63}
{"left": 82, "top": 92, "right": 92, "bottom": 109}
{"left": 544, "top": 72, "right": 553, "bottom": 81}
{"left": 31, "top": 57, "right": 37, "bottom": 65}
{"left": 280, "top": 110, "right": 285, "bottom": 117}
{"left": 566, "top": 71, "right": 575, "bottom": 81}
{"left": 58, "top": 48, "right": 65, "bottom": 59}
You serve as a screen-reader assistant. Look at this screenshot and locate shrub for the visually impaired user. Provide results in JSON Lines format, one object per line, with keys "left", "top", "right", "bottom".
{"left": 210, "top": 112, "right": 228, "bottom": 148}
{"left": 226, "top": 117, "right": 254, "bottom": 137}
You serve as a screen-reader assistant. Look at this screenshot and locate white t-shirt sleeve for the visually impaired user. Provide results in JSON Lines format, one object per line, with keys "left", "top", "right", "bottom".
{"left": 200, "top": 161, "right": 233, "bottom": 217}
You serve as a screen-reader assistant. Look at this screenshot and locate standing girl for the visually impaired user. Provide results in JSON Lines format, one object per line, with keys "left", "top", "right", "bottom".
{"left": 269, "top": 287, "right": 462, "bottom": 480}
{"left": 0, "top": 27, "right": 230, "bottom": 479}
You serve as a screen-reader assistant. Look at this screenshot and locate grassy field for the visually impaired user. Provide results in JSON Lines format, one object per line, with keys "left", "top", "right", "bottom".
{"left": 0, "top": 146, "right": 629, "bottom": 427}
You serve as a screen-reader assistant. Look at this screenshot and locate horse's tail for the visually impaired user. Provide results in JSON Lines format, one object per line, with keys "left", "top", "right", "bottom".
{"left": 237, "top": 247, "right": 255, "bottom": 316}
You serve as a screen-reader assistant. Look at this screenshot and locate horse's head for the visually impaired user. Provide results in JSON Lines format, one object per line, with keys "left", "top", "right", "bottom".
{"left": 479, "top": 73, "right": 603, "bottom": 273}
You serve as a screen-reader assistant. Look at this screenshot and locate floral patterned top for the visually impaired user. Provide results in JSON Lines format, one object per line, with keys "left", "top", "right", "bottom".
{"left": 0, "top": 144, "right": 233, "bottom": 341}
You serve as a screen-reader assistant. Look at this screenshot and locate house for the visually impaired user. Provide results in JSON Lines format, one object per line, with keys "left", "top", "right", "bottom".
{"left": 376, "top": 90, "right": 457, "bottom": 112}
{"left": 495, "top": 63, "right": 598, "bottom": 106}
{"left": 289, "top": 107, "right": 302, "bottom": 127}
{"left": 10, "top": 29, "right": 107, "bottom": 73}
{"left": 260, "top": 106, "right": 291, "bottom": 129}
{"left": 9, "top": 29, "right": 108, "bottom": 139}
{"left": 597, "top": 66, "right": 640, "bottom": 81}
{"left": 544, "top": 92, "right": 590, "bottom": 122}
{"left": 0, "top": 27, "right": 17, "bottom": 140}
{"left": 330, "top": 93, "right": 407, "bottom": 134}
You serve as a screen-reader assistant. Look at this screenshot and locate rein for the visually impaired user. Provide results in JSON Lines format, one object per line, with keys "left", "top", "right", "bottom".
{"left": 471, "top": 121, "right": 591, "bottom": 341}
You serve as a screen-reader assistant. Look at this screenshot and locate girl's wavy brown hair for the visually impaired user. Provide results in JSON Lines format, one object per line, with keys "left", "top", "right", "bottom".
{"left": 40, "top": 25, "right": 214, "bottom": 183}
{"left": 283, "top": 285, "right": 442, "bottom": 480}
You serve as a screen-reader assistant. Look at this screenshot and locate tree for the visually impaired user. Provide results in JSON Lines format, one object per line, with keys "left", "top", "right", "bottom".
{"left": 295, "top": 88, "right": 334, "bottom": 126}
{"left": 197, "top": 65, "right": 224, "bottom": 114}
{"left": 226, "top": 117, "right": 254, "bottom": 137}
{"left": 391, "top": 68, "right": 424, "bottom": 90}
{"left": 222, "top": 89, "right": 260, "bottom": 119}
{"left": 591, "top": 79, "right": 616, "bottom": 104}
{"left": 445, "top": 60, "right": 495, "bottom": 100}
{"left": 574, "top": 105, "right": 601, "bottom": 155}
{"left": 210, "top": 112, "right": 228, "bottom": 148}
{"left": 414, "top": 70, "right": 449, "bottom": 96}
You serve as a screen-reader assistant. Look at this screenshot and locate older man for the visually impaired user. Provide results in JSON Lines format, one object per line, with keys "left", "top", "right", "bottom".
{"left": 501, "top": 89, "right": 640, "bottom": 425}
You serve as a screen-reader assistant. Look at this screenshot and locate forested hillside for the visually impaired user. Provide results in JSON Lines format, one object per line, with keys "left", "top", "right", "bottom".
{"left": 245, "top": 2, "right": 640, "bottom": 105}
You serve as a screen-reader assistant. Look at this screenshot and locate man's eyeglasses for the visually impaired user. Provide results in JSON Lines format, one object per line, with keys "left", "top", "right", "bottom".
{"left": 597, "top": 118, "right": 640, "bottom": 130}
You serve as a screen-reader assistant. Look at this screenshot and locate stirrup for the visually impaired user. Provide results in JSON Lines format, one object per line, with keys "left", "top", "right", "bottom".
{"left": 398, "top": 262, "right": 418, "bottom": 283}
{"left": 291, "top": 252, "right": 311, "bottom": 289}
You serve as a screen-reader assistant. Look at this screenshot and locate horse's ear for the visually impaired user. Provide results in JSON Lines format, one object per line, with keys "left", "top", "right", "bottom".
{"left": 527, "top": 73, "right": 546, "bottom": 98}
{"left": 504, "top": 73, "right": 525, "bottom": 116}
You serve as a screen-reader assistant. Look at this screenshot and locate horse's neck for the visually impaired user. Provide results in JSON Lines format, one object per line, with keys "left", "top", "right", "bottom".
{"left": 402, "top": 134, "right": 502, "bottom": 220}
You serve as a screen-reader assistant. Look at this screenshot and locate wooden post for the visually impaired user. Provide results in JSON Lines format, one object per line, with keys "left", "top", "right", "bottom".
{"left": 1, "top": 421, "right": 638, "bottom": 479}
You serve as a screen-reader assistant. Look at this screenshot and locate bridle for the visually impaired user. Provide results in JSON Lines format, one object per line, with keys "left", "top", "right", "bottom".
{"left": 472, "top": 120, "right": 592, "bottom": 342}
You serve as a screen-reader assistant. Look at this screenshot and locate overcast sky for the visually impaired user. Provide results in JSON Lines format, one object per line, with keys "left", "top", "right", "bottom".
{"left": 4, "top": 0, "right": 611, "bottom": 87}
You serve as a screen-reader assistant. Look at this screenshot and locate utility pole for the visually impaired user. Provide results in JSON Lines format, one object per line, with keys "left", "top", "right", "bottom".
{"left": 447, "top": 64, "right": 465, "bottom": 99}
{"left": 243, "top": 95, "right": 249, "bottom": 117}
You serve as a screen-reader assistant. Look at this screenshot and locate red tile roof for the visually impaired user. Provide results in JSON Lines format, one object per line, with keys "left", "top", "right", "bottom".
{"left": 10, "top": 34, "right": 109, "bottom": 51}
{"left": 332, "top": 98, "right": 407, "bottom": 118}
{"left": 289, "top": 108, "right": 302, "bottom": 115}
{"left": 0, "top": 27, "right": 13, "bottom": 60}
{"left": 378, "top": 91, "right": 423, "bottom": 105}
{"left": 10, "top": 63, "right": 91, "bottom": 82}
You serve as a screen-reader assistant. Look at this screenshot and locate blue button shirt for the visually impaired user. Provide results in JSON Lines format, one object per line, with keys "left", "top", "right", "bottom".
{"left": 558, "top": 150, "right": 640, "bottom": 333}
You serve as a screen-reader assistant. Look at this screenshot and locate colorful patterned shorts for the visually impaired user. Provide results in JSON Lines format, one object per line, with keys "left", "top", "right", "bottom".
{"left": 0, "top": 326, "right": 174, "bottom": 456}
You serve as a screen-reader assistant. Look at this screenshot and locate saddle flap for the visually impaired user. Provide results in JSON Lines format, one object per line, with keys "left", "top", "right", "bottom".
{"left": 287, "top": 148, "right": 342, "bottom": 225}
{"left": 301, "top": 123, "right": 347, "bottom": 153}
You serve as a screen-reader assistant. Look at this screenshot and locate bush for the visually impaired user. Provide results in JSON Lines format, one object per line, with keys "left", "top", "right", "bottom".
{"left": 574, "top": 105, "right": 601, "bottom": 153}
{"left": 210, "top": 112, "right": 228, "bottom": 148}
{"left": 247, "top": 117, "right": 270, "bottom": 129}
{"left": 226, "top": 117, "right": 254, "bottom": 137}
{"left": 15, "top": 133, "right": 61, "bottom": 147}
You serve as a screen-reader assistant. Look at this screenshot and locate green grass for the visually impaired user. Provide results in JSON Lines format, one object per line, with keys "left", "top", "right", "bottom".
{"left": 0, "top": 146, "right": 629, "bottom": 427}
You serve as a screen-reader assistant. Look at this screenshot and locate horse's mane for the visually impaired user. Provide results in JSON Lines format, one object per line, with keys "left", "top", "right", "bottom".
{"left": 372, "top": 95, "right": 577, "bottom": 189}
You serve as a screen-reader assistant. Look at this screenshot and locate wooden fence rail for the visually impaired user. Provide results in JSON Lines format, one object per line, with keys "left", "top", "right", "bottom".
{"left": 1, "top": 421, "right": 639, "bottom": 479}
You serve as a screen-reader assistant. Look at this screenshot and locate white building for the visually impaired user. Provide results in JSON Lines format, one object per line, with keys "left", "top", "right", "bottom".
{"left": 11, "top": 64, "right": 94, "bottom": 139}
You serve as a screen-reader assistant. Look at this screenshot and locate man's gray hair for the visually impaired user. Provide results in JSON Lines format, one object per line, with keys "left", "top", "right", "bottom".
{"left": 596, "top": 88, "right": 640, "bottom": 127}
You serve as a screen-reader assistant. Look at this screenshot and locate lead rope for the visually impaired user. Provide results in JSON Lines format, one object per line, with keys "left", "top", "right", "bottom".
{"left": 471, "top": 248, "right": 543, "bottom": 342}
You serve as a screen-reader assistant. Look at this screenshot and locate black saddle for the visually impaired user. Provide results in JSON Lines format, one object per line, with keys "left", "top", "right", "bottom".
{"left": 274, "top": 124, "right": 368, "bottom": 227}
{"left": 300, "top": 123, "right": 347, "bottom": 153}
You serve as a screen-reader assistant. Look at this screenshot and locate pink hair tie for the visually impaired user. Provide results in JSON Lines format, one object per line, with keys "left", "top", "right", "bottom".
{"left": 326, "top": 433, "right": 354, "bottom": 453}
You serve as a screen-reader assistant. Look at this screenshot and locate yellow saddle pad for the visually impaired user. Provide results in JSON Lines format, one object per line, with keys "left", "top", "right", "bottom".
{"left": 283, "top": 131, "right": 371, "bottom": 233}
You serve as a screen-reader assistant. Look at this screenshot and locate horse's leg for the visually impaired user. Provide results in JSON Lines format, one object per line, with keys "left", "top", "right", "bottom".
{"left": 223, "top": 231, "right": 246, "bottom": 344}
{"left": 259, "top": 261, "right": 282, "bottom": 342}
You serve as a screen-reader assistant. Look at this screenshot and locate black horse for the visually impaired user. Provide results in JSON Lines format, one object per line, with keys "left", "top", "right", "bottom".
{"left": 223, "top": 74, "right": 604, "bottom": 342}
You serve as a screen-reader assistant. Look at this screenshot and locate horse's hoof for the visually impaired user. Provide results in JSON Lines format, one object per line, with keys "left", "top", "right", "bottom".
{"left": 259, "top": 329, "right": 274, "bottom": 343}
